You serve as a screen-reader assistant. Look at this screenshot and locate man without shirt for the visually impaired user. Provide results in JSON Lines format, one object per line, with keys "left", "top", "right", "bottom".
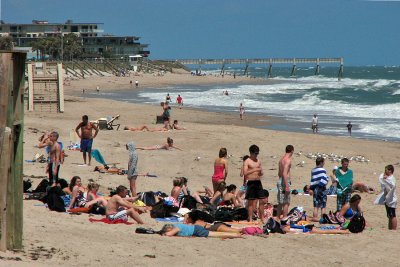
{"left": 243, "top": 144, "right": 265, "bottom": 223}
{"left": 105, "top": 185, "right": 145, "bottom": 224}
{"left": 277, "top": 145, "right": 294, "bottom": 218}
{"left": 75, "top": 115, "right": 99, "bottom": 165}
{"left": 38, "top": 131, "right": 62, "bottom": 187}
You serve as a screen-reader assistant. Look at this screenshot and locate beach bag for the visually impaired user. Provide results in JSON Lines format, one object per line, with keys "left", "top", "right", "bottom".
{"left": 23, "top": 179, "right": 33, "bottom": 193}
{"left": 263, "top": 217, "right": 285, "bottom": 234}
{"left": 179, "top": 195, "right": 198, "bottom": 210}
{"left": 46, "top": 186, "right": 66, "bottom": 212}
{"left": 139, "top": 191, "right": 157, "bottom": 206}
{"left": 232, "top": 207, "right": 248, "bottom": 221}
{"left": 213, "top": 207, "right": 235, "bottom": 222}
{"left": 33, "top": 179, "right": 49, "bottom": 193}
{"left": 189, "top": 209, "right": 215, "bottom": 223}
{"left": 89, "top": 203, "right": 106, "bottom": 215}
{"left": 150, "top": 201, "right": 179, "bottom": 218}
{"left": 347, "top": 213, "right": 366, "bottom": 233}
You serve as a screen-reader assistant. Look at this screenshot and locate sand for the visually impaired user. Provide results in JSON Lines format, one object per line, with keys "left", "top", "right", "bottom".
{"left": 1, "top": 72, "right": 400, "bottom": 267}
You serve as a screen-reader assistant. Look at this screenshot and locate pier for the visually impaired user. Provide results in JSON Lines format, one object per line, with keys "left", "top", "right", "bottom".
{"left": 170, "top": 57, "right": 344, "bottom": 80}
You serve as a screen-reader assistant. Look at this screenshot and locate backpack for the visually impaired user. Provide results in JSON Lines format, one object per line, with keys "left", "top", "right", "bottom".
{"left": 179, "top": 195, "right": 198, "bottom": 210}
{"left": 264, "top": 217, "right": 285, "bottom": 234}
{"left": 45, "top": 186, "right": 66, "bottom": 212}
{"left": 23, "top": 179, "right": 33, "bottom": 193}
{"left": 232, "top": 207, "right": 248, "bottom": 221}
{"left": 139, "top": 191, "right": 157, "bottom": 206}
{"left": 346, "top": 213, "right": 366, "bottom": 233}
{"left": 33, "top": 179, "right": 50, "bottom": 193}
{"left": 150, "top": 201, "right": 179, "bottom": 218}
{"left": 89, "top": 203, "right": 106, "bottom": 215}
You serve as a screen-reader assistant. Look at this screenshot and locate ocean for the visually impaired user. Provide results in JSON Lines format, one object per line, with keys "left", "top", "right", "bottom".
{"left": 83, "top": 66, "right": 400, "bottom": 142}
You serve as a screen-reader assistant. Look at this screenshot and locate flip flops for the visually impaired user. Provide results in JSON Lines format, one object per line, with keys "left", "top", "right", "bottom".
{"left": 135, "top": 227, "right": 159, "bottom": 234}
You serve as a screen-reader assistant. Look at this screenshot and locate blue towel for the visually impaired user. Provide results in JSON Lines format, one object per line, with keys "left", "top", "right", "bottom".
{"left": 91, "top": 149, "right": 107, "bottom": 166}
{"left": 155, "top": 217, "right": 182, "bottom": 222}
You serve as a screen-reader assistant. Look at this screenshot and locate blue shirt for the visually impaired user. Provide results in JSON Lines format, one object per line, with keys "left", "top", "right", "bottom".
{"left": 175, "top": 224, "right": 195, "bottom": 237}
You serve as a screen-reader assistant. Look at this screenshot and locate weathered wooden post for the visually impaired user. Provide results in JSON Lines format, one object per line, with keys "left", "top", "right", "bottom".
{"left": 0, "top": 51, "right": 26, "bottom": 251}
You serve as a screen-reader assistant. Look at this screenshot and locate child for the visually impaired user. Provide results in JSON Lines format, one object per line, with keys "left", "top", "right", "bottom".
{"left": 160, "top": 223, "right": 241, "bottom": 238}
{"left": 375, "top": 164, "right": 397, "bottom": 230}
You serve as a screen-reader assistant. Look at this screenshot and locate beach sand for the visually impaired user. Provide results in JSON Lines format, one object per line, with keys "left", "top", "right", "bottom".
{"left": 2, "top": 73, "right": 400, "bottom": 266}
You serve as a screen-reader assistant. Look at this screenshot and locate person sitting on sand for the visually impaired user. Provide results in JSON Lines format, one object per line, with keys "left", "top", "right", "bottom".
{"left": 338, "top": 194, "right": 362, "bottom": 220}
{"left": 68, "top": 176, "right": 107, "bottom": 210}
{"left": 136, "top": 137, "right": 182, "bottom": 151}
{"left": 105, "top": 185, "right": 145, "bottom": 224}
{"left": 86, "top": 182, "right": 108, "bottom": 206}
{"left": 211, "top": 148, "right": 229, "bottom": 192}
{"left": 219, "top": 184, "right": 241, "bottom": 207}
{"left": 196, "top": 182, "right": 227, "bottom": 206}
{"left": 184, "top": 210, "right": 241, "bottom": 233}
{"left": 160, "top": 223, "right": 241, "bottom": 238}
{"left": 170, "top": 177, "right": 184, "bottom": 206}
{"left": 172, "top": 120, "right": 186, "bottom": 130}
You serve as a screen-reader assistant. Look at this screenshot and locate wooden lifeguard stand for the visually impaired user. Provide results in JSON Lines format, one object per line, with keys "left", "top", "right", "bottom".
{"left": 0, "top": 51, "right": 26, "bottom": 251}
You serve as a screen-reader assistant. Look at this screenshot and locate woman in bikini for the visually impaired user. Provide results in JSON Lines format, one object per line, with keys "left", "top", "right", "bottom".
{"left": 219, "top": 184, "right": 241, "bottom": 207}
{"left": 338, "top": 194, "right": 362, "bottom": 220}
{"left": 68, "top": 176, "right": 106, "bottom": 210}
{"left": 136, "top": 137, "right": 182, "bottom": 151}
{"left": 170, "top": 177, "right": 184, "bottom": 207}
{"left": 211, "top": 148, "right": 228, "bottom": 192}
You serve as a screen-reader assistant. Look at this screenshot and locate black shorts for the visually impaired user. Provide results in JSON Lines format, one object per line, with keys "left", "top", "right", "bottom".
{"left": 385, "top": 205, "right": 396, "bottom": 218}
{"left": 245, "top": 180, "right": 265, "bottom": 200}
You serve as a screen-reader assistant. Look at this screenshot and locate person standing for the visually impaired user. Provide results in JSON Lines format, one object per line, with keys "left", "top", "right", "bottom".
{"left": 38, "top": 131, "right": 62, "bottom": 186}
{"left": 243, "top": 145, "right": 265, "bottom": 223}
{"left": 310, "top": 157, "right": 329, "bottom": 221}
{"left": 75, "top": 115, "right": 99, "bottom": 166}
{"left": 347, "top": 121, "right": 353, "bottom": 136}
{"left": 277, "top": 145, "right": 294, "bottom": 218}
{"left": 211, "top": 148, "right": 229, "bottom": 192}
{"left": 239, "top": 103, "right": 245, "bottom": 120}
{"left": 96, "top": 86, "right": 100, "bottom": 94}
{"left": 375, "top": 165, "right": 397, "bottom": 230}
{"left": 166, "top": 93, "right": 171, "bottom": 103}
{"left": 335, "top": 158, "right": 353, "bottom": 211}
{"left": 311, "top": 114, "right": 318, "bottom": 134}
{"left": 126, "top": 141, "right": 139, "bottom": 197}
{"left": 177, "top": 94, "right": 183, "bottom": 109}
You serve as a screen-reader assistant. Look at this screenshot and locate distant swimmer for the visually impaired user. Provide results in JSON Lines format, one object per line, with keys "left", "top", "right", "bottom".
{"left": 166, "top": 93, "right": 171, "bottom": 103}
{"left": 347, "top": 121, "right": 353, "bottom": 136}
{"left": 96, "top": 86, "right": 100, "bottom": 94}
{"left": 224, "top": 90, "right": 229, "bottom": 96}
{"left": 239, "top": 103, "right": 245, "bottom": 120}
{"left": 311, "top": 114, "right": 318, "bottom": 134}
{"left": 135, "top": 80, "right": 139, "bottom": 88}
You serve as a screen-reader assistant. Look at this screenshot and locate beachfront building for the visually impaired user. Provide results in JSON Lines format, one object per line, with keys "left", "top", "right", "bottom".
{"left": 0, "top": 20, "right": 150, "bottom": 58}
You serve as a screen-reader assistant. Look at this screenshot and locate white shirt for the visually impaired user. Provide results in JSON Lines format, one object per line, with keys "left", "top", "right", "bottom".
{"left": 312, "top": 116, "right": 318, "bottom": 125}
{"left": 375, "top": 173, "right": 397, "bottom": 208}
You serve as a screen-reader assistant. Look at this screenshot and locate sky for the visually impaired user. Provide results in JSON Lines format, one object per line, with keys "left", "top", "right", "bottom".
{"left": 1, "top": 0, "right": 399, "bottom": 66}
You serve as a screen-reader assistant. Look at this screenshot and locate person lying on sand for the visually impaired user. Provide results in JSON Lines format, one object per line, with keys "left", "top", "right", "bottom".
{"left": 184, "top": 210, "right": 241, "bottom": 233}
{"left": 136, "top": 137, "right": 182, "bottom": 151}
{"left": 124, "top": 125, "right": 169, "bottom": 132}
{"left": 105, "top": 185, "right": 146, "bottom": 224}
{"left": 160, "top": 223, "right": 241, "bottom": 238}
{"left": 172, "top": 120, "right": 186, "bottom": 130}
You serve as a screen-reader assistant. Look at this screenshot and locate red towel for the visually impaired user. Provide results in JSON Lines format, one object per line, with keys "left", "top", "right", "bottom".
{"left": 89, "top": 218, "right": 134, "bottom": 225}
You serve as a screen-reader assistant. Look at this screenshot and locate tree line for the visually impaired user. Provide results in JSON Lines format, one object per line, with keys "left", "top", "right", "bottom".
{"left": 0, "top": 33, "right": 84, "bottom": 60}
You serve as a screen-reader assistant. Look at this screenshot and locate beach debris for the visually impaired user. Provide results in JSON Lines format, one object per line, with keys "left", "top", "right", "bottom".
{"left": 194, "top": 156, "right": 201, "bottom": 161}
{"left": 296, "top": 161, "right": 305, "bottom": 167}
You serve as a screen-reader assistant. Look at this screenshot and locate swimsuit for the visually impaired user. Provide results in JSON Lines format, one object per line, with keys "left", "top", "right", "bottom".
{"left": 75, "top": 190, "right": 88, "bottom": 207}
{"left": 344, "top": 207, "right": 359, "bottom": 219}
{"left": 277, "top": 177, "right": 291, "bottom": 204}
{"left": 245, "top": 180, "right": 265, "bottom": 200}
{"left": 212, "top": 165, "right": 225, "bottom": 182}
{"left": 107, "top": 208, "right": 128, "bottom": 221}
{"left": 80, "top": 138, "right": 93, "bottom": 153}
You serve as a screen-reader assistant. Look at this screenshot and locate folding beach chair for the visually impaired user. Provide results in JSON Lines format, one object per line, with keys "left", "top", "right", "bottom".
{"left": 103, "top": 115, "right": 120, "bottom": 130}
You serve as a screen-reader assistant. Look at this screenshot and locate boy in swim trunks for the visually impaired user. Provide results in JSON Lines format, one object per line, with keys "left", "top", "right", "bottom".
{"left": 277, "top": 145, "right": 294, "bottom": 218}
{"left": 75, "top": 115, "right": 99, "bottom": 165}
{"left": 243, "top": 145, "right": 265, "bottom": 223}
{"left": 105, "top": 185, "right": 144, "bottom": 224}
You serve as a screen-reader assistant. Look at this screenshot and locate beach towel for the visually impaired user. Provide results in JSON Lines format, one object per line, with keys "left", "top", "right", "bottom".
{"left": 91, "top": 149, "right": 107, "bottom": 166}
{"left": 89, "top": 218, "right": 134, "bottom": 225}
{"left": 127, "top": 141, "right": 138, "bottom": 178}
{"left": 335, "top": 168, "right": 353, "bottom": 190}
{"left": 155, "top": 217, "right": 183, "bottom": 222}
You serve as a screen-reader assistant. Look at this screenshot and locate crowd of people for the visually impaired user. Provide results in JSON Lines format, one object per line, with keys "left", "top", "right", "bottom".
{"left": 32, "top": 104, "right": 397, "bottom": 238}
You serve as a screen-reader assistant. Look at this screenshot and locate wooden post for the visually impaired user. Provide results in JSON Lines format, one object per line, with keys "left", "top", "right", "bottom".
{"left": 0, "top": 52, "right": 26, "bottom": 251}
{"left": 57, "top": 63, "right": 65, "bottom": 112}
{"left": 0, "top": 128, "right": 11, "bottom": 252}
{"left": 27, "top": 63, "right": 34, "bottom": 111}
